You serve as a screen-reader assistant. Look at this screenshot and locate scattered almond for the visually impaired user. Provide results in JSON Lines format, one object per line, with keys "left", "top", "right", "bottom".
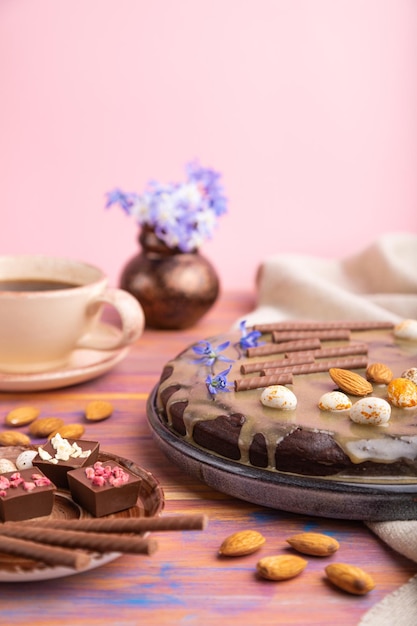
{"left": 256, "top": 554, "right": 307, "bottom": 581}
{"left": 85, "top": 400, "right": 113, "bottom": 422}
{"left": 366, "top": 363, "right": 393, "bottom": 385}
{"left": 0, "top": 430, "right": 31, "bottom": 446}
{"left": 219, "top": 530, "right": 266, "bottom": 556}
{"left": 48, "top": 423, "right": 85, "bottom": 440}
{"left": 29, "top": 417, "right": 65, "bottom": 438}
{"left": 5, "top": 406, "right": 41, "bottom": 427}
{"left": 286, "top": 532, "right": 339, "bottom": 557}
{"left": 329, "top": 368, "right": 373, "bottom": 397}
{"left": 325, "top": 563, "right": 375, "bottom": 595}
{"left": 387, "top": 377, "right": 417, "bottom": 408}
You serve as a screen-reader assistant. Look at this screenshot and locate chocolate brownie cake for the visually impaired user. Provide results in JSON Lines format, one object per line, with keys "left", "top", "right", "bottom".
{"left": 155, "top": 319, "right": 417, "bottom": 479}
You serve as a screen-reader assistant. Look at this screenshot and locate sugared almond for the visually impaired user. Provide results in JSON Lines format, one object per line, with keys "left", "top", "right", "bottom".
{"left": 219, "top": 530, "right": 266, "bottom": 556}
{"left": 325, "top": 563, "right": 375, "bottom": 595}
{"left": 256, "top": 554, "right": 307, "bottom": 581}
{"left": 387, "top": 378, "right": 417, "bottom": 408}
{"left": 286, "top": 532, "right": 339, "bottom": 557}
{"left": 366, "top": 363, "right": 393, "bottom": 385}
{"left": 349, "top": 397, "right": 391, "bottom": 425}
{"left": 318, "top": 391, "right": 352, "bottom": 412}
{"left": 402, "top": 368, "right": 417, "bottom": 385}
{"left": 329, "top": 368, "right": 373, "bottom": 397}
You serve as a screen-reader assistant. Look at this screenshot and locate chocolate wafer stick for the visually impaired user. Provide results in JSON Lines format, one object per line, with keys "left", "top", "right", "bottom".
{"left": 234, "top": 373, "right": 293, "bottom": 391}
{"left": 240, "top": 354, "right": 315, "bottom": 375}
{"left": 308, "top": 344, "right": 368, "bottom": 359}
{"left": 0, "top": 524, "right": 158, "bottom": 555}
{"left": 261, "top": 356, "right": 368, "bottom": 376}
{"left": 272, "top": 329, "right": 350, "bottom": 342}
{"left": 17, "top": 514, "right": 208, "bottom": 533}
{"left": 0, "top": 534, "right": 91, "bottom": 570}
{"left": 246, "top": 338, "right": 321, "bottom": 358}
{"left": 254, "top": 320, "right": 394, "bottom": 332}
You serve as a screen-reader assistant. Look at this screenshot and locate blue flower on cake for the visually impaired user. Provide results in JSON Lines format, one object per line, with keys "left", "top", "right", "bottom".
{"left": 238, "top": 320, "right": 263, "bottom": 349}
{"left": 206, "top": 366, "right": 234, "bottom": 396}
{"left": 192, "top": 340, "right": 233, "bottom": 368}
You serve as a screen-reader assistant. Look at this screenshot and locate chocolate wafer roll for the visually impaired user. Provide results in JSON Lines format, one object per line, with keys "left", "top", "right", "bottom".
{"left": 254, "top": 320, "right": 395, "bottom": 332}
{"left": 234, "top": 373, "right": 293, "bottom": 391}
{"left": 272, "top": 329, "right": 350, "bottom": 342}
{"left": 309, "top": 344, "right": 368, "bottom": 359}
{"left": 0, "top": 525, "right": 158, "bottom": 555}
{"left": 261, "top": 356, "right": 368, "bottom": 376}
{"left": 240, "top": 354, "right": 315, "bottom": 375}
{"left": 0, "top": 534, "right": 91, "bottom": 569}
{"left": 246, "top": 338, "right": 321, "bottom": 358}
{"left": 18, "top": 514, "right": 208, "bottom": 533}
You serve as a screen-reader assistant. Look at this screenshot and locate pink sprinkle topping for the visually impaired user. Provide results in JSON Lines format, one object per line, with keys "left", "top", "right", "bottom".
{"left": 0, "top": 476, "right": 10, "bottom": 490}
{"left": 85, "top": 462, "right": 130, "bottom": 488}
{"left": 23, "top": 481, "right": 36, "bottom": 492}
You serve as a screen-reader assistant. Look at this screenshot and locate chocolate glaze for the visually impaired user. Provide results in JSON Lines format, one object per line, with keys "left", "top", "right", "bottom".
{"left": 156, "top": 327, "right": 417, "bottom": 479}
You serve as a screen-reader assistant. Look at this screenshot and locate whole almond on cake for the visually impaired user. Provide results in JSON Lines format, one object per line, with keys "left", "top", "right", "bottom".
{"left": 329, "top": 368, "right": 373, "bottom": 396}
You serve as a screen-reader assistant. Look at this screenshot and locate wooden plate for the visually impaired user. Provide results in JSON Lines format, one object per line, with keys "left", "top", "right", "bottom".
{"left": 0, "top": 447, "right": 164, "bottom": 582}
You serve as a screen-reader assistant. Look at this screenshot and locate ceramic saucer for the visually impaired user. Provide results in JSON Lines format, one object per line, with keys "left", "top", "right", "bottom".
{"left": 0, "top": 323, "right": 130, "bottom": 392}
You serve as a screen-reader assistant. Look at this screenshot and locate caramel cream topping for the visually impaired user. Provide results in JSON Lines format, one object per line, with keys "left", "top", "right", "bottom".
{"left": 156, "top": 328, "right": 417, "bottom": 475}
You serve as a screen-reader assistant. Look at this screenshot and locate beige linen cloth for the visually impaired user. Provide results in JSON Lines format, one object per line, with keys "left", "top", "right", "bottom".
{"left": 240, "top": 232, "right": 417, "bottom": 626}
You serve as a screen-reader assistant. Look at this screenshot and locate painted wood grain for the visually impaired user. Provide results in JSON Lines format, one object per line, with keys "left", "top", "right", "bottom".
{"left": 0, "top": 291, "right": 415, "bottom": 626}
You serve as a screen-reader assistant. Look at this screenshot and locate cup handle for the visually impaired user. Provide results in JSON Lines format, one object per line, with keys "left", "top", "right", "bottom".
{"left": 75, "top": 288, "right": 145, "bottom": 351}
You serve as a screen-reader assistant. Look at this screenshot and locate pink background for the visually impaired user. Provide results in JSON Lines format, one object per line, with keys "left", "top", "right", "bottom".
{"left": 1, "top": 0, "right": 416, "bottom": 292}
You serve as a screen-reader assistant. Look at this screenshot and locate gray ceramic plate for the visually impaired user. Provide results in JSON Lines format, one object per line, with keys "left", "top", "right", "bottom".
{"left": 147, "top": 386, "right": 417, "bottom": 521}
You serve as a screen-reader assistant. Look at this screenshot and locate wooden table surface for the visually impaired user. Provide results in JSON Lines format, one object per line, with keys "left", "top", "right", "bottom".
{"left": 1, "top": 291, "right": 416, "bottom": 626}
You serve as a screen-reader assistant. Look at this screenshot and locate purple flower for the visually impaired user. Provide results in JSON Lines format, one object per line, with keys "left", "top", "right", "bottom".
{"left": 206, "top": 365, "right": 233, "bottom": 395}
{"left": 239, "top": 320, "right": 263, "bottom": 349}
{"left": 105, "top": 189, "right": 136, "bottom": 213}
{"left": 192, "top": 340, "right": 232, "bottom": 367}
{"left": 106, "top": 162, "right": 227, "bottom": 252}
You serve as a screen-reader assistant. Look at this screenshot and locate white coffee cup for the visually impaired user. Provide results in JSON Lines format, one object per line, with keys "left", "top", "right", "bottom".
{"left": 0, "top": 255, "right": 145, "bottom": 373}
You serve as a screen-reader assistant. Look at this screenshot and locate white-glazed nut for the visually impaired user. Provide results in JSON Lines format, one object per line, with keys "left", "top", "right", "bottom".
{"left": 394, "top": 319, "right": 417, "bottom": 341}
{"left": 15, "top": 449, "right": 38, "bottom": 470}
{"left": 261, "top": 385, "right": 297, "bottom": 410}
{"left": 318, "top": 391, "right": 352, "bottom": 412}
{"left": 402, "top": 368, "right": 417, "bottom": 385}
{"left": 0, "top": 458, "right": 17, "bottom": 473}
{"left": 349, "top": 397, "right": 391, "bottom": 425}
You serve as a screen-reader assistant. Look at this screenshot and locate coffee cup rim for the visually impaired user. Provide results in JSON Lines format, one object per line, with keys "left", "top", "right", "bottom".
{"left": 0, "top": 255, "right": 107, "bottom": 295}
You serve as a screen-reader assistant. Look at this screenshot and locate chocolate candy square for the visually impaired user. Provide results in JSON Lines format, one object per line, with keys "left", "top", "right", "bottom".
{"left": 33, "top": 438, "right": 100, "bottom": 489}
{"left": 67, "top": 461, "right": 141, "bottom": 517}
{"left": 0, "top": 468, "right": 55, "bottom": 522}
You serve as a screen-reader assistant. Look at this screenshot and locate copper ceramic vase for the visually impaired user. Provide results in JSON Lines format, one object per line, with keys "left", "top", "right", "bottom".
{"left": 120, "top": 227, "right": 220, "bottom": 330}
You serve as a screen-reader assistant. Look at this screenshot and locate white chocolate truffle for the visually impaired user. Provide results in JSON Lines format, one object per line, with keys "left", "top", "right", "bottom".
{"left": 318, "top": 391, "right": 352, "bottom": 412}
{"left": 394, "top": 319, "right": 417, "bottom": 341}
{"left": 349, "top": 397, "right": 391, "bottom": 426}
{"left": 15, "top": 449, "right": 38, "bottom": 470}
{"left": 261, "top": 385, "right": 297, "bottom": 410}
